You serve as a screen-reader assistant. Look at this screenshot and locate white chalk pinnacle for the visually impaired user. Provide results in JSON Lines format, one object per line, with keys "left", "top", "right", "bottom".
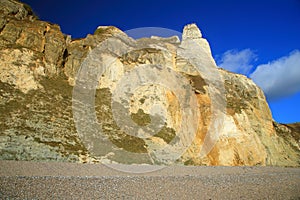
{"left": 182, "top": 23, "right": 202, "bottom": 41}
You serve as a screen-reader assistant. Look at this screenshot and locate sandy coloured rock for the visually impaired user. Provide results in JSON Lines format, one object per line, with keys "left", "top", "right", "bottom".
{"left": 0, "top": 0, "right": 299, "bottom": 166}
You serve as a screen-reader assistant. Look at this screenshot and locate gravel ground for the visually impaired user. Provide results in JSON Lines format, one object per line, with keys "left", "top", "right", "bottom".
{"left": 1, "top": 161, "right": 300, "bottom": 199}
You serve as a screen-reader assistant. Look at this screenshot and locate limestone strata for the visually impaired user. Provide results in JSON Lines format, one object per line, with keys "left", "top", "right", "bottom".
{"left": 0, "top": 1, "right": 66, "bottom": 93}
{"left": 0, "top": 0, "right": 299, "bottom": 166}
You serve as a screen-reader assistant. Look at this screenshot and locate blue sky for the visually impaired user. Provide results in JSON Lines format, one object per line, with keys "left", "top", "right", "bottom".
{"left": 23, "top": 0, "right": 300, "bottom": 123}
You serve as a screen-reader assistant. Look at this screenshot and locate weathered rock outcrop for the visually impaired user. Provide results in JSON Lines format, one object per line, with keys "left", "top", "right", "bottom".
{"left": 0, "top": 0, "right": 299, "bottom": 166}
{"left": 0, "top": 0, "right": 66, "bottom": 93}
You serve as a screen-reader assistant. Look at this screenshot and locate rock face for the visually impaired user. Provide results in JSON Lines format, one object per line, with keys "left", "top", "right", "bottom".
{"left": 0, "top": 0, "right": 299, "bottom": 166}
{"left": 0, "top": 0, "right": 66, "bottom": 93}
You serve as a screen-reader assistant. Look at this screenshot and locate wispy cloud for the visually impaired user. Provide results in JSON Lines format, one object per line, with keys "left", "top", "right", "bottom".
{"left": 216, "top": 49, "right": 257, "bottom": 75}
{"left": 217, "top": 49, "right": 300, "bottom": 101}
{"left": 250, "top": 50, "right": 300, "bottom": 101}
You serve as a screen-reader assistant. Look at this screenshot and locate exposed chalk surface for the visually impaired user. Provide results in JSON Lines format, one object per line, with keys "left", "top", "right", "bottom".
{"left": 1, "top": 161, "right": 300, "bottom": 199}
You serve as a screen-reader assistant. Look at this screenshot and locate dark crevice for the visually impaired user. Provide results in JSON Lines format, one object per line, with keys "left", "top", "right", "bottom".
{"left": 10, "top": 11, "right": 19, "bottom": 17}
{"left": 41, "top": 27, "right": 47, "bottom": 54}
{"left": 42, "top": 41, "right": 46, "bottom": 54}
{"left": 61, "top": 48, "right": 69, "bottom": 68}
{"left": 0, "top": 20, "right": 7, "bottom": 34}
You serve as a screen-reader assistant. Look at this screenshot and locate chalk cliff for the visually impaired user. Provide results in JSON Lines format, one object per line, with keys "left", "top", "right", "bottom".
{"left": 0, "top": 0, "right": 299, "bottom": 166}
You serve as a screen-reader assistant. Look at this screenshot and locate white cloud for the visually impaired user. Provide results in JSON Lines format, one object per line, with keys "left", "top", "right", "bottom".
{"left": 250, "top": 50, "right": 300, "bottom": 100}
{"left": 217, "top": 49, "right": 257, "bottom": 75}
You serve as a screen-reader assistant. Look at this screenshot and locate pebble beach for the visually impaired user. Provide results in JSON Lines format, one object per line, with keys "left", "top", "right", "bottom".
{"left": 1, "top": 160, "right": 299, "bottom": 199}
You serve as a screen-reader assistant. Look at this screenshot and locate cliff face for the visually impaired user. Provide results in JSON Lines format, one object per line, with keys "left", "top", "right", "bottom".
{"left": 0, "top": 0, "right": 299, "bottom": 166}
